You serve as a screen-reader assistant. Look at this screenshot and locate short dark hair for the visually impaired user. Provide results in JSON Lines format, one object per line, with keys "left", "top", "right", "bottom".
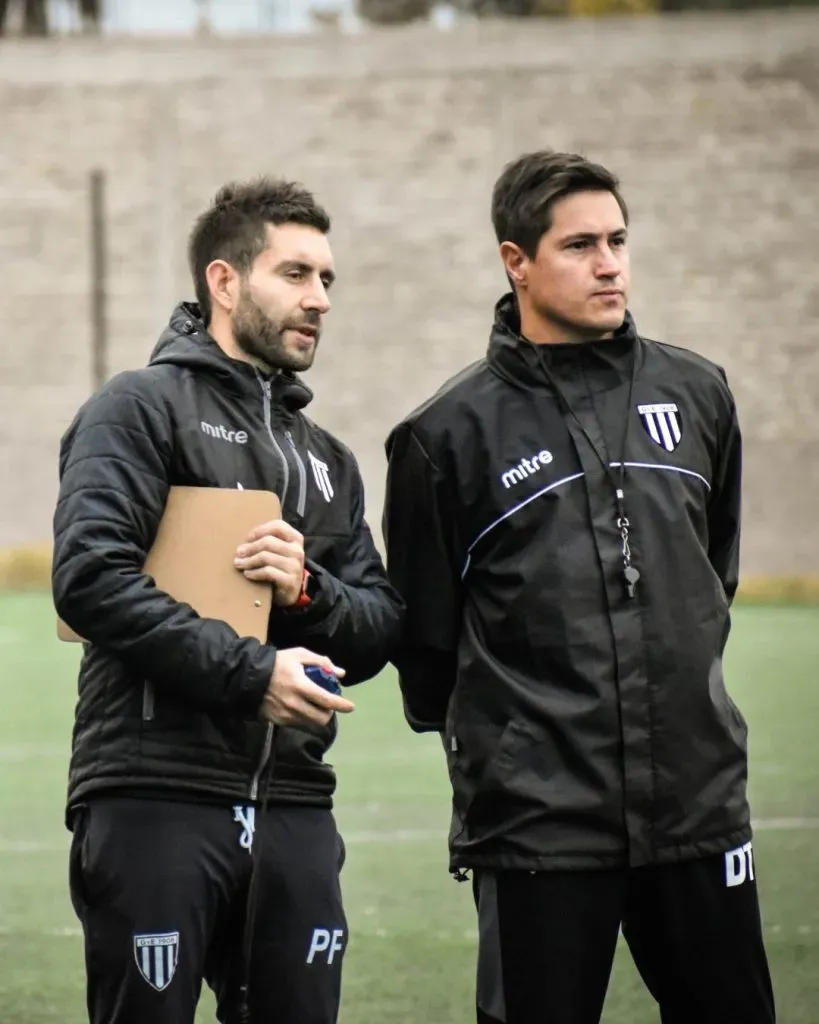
{"left": 188, "top": 177, "right": 331, "bottom": 322}
{"left": 491, "top": 150, "right": 628, "bottom": 258}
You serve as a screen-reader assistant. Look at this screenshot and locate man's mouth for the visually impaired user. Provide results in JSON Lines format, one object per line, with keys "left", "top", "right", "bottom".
{"left": 290, "top": 324, "right": 319, "bottom": 340}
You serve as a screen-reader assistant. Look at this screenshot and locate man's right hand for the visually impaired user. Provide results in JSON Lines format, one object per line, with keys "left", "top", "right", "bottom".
{"left": 260, "top": 648, "right": 354, "bottom": 729}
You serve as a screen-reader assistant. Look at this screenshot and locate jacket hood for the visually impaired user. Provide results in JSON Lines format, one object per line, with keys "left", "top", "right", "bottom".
{"left": 488, "top": 292, "right": 640, "bottom": 392}
{"left": 149, "top": 302, "right": 313, "bottom": 412}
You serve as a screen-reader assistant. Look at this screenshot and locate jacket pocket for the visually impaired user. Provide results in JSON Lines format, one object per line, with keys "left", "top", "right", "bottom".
{"left": 68, "top": 804, "right": 93, "bottom": 914}
{"left": 141, "top": 681, "right": 155, "bottom": 721}
{"left": 336, "top": 830, "right": 347, "bottom": 873}
{"left": 452, "top": 719, "right": 527, "bottom": 833}
{"left": 723, "top": 691, "right": 749, "bottom": 747}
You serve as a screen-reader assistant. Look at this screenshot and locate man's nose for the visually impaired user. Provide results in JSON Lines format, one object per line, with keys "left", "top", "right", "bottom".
{"left": 594, "top": 246, "right": 621, "bottom": 278}
{"left": 304, "top": 280, "right": 331, "bottom": 314}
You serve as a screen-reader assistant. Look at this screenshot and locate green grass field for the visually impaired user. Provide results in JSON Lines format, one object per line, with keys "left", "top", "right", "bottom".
{"left": 0, "top": 593, "right": 817, "bottom": 1023}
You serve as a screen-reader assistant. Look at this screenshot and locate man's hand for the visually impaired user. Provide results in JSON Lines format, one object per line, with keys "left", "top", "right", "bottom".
{"left": 260, "top": 648, "right": 354, "bottom": 729}
{"left": 235, "top": 519, "right": 305, "bottom": 608}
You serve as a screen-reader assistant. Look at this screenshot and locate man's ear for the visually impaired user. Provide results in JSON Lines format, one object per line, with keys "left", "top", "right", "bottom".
{"left": 205, "top": 260, "right": 240, "bottom": 316}
{"left": 499, "top": 241, "right": 527, "bottom": 290}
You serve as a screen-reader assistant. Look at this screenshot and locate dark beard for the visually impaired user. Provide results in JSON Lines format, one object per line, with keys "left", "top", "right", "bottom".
{"left": 233, "top": 289, "right": 320, "bottom": 373}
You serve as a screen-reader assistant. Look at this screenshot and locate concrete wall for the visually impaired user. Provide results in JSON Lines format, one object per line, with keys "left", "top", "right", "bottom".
{"left": 1, "top": 9, "right": 818, "bottom": 574}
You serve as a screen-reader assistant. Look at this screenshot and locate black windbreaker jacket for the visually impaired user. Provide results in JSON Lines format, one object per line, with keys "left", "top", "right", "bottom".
{"left": 384, "top": 295, "right": 751, "bottom": 871}
{"left": 53, "top": 303, "right": 403, "bottom": 819}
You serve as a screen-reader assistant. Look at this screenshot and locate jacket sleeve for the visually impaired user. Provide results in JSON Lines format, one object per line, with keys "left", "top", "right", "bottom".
{"left": 382, "top": 423, "right": 462, "bottom": 733}
{"left": 272, "top": 465, "right": 404, "bottom": 686}
{"left": 52, "top": 376, "right": 275, "bottom": 716}
{"left": 707, "top": 378, "right": 742, "bottom": 605}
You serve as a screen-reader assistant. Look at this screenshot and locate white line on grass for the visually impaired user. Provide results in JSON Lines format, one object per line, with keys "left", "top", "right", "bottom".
{"left": 2, "top": 919, "right": 807, "bottom": 943}
{"left": 0, "top": 839, "right": 69, "bottom": 853}
{"left": 344, "top": 818, "right": 819, "bottom": 843}
{"left": 345, "top": 828, "right": 444, "bottom": 844}
{"left": 0, "top": 744, "right": 68, "bottom": 762}
{"left": 2, "top": 818, "right": 817, "bottom": 854}
{"left": 752, "top": 818, "right": 819, "bottom": 831}
{"left": 0, "top": 925, "right": 82, "bottom": 938}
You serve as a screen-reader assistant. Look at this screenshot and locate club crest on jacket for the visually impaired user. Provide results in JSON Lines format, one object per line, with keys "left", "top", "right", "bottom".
{"left": 637, "top": 402, "right": 683, "bottom": 453}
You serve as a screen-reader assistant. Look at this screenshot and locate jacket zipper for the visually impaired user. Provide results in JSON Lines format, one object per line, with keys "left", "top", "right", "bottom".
{"left": 259, "top": 378, "right": 290, "bottom": 509}
{"left": 252, "top": 375, "right": 298, "bottom": 800}
{"left": 249, "top": 723, "right": 274, "bottom": 800}
{"left": 285, "top": 430, "right": 307, "bottom": 517}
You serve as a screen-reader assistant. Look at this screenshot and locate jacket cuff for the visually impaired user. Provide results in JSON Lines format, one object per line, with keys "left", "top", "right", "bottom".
{"left": 233, "top": 645, "right": 277, "bottom": 718}
{"left": 277, "top": 561, "right": 335, "bottom": 626}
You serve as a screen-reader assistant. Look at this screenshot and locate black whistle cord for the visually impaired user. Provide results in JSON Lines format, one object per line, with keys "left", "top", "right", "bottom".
{"left": 534, "top": 339, "right": 641, "bottom": 597}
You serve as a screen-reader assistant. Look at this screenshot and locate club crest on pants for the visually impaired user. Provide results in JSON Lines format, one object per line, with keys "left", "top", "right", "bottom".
{"left": 637, "top": 402, "right": 683, "bottom": 452}
{"left": 134, "top": 932, "right": 180, "bottom": 991}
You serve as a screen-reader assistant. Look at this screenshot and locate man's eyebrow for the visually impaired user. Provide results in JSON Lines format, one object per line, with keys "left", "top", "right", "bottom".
{"left": 559, "top": 229, "right": 628, "bottom": 243}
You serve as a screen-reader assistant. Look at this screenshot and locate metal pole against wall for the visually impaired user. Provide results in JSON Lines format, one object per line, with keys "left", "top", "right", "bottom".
{"left": 89, "top": 168, "right": 108, "bottom": 392}
{"left": 154, "top": 89, "right": 178, "bottom": 327}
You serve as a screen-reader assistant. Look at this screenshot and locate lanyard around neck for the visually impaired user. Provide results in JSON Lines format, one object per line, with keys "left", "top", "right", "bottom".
{"left": 535, "top": 342, "right": 641, "bottom": 599}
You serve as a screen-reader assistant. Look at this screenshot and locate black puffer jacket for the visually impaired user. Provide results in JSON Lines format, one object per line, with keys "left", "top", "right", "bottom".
{"left": 53, "top": 303, "right": 403, "bottom": 820}
{"left": 384, "top": 295, "right": 750, "bottom": 872}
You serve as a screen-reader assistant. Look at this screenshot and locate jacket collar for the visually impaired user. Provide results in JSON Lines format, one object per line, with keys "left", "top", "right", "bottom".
{"left": 149, "top": 302, "right": 314, "bottom": 412}
{"left": 487, "top": 292, "right": 641, "bottom": 393}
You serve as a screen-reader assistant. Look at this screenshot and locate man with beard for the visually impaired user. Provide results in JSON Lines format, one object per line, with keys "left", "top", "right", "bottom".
{"left": 52, "top": 178, "right": 403, "bottom": 1024}
{"left": 383, "top": 151, "right": 775, "bottom": 1023}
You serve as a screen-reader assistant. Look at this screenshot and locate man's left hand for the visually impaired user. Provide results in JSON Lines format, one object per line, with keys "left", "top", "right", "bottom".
{"left": 235, "top": 520, "right": 306, "bottom": 608}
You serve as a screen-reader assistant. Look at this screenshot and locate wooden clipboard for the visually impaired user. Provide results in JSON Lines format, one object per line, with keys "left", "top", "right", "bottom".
{"left": 56, "top": 486, "right": 282, "bottom": 644}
